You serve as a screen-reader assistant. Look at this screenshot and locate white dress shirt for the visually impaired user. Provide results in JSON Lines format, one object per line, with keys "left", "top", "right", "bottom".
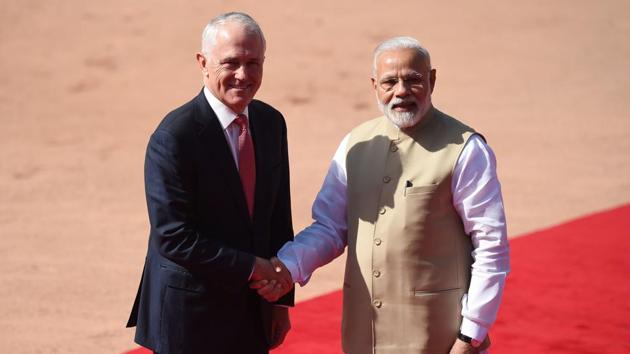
{"left": 278, "top": 130, "right": 510, "bottom": 342}
{"left": 203, "top": 86, "right": 249, "bottom": 169}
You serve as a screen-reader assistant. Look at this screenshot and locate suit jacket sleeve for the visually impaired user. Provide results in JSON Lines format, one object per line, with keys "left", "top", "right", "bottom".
{"left": 269, "top": 116, "right": 295, "bottom": 306}
{"left": 145, "top": 129, "right": 255, "bottom": 294}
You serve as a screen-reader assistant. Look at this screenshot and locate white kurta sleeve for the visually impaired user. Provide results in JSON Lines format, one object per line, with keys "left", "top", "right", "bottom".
{"left": 277, "top": 134, "right": 350, "bottom": 286}
{"left": 452, "top": 135, "right": 511, "bottom": 341}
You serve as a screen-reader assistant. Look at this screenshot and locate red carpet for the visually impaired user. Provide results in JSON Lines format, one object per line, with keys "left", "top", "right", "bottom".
{"left": 489, "top": 204, "right": 630, "bottom": 353}
{"left": 125, "top": 204, "right": 630, "bottom": 353}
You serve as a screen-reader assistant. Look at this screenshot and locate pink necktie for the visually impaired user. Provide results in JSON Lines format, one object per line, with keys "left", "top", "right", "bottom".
{"left": 233, "top": 114, "right": 256, "bottom": 218}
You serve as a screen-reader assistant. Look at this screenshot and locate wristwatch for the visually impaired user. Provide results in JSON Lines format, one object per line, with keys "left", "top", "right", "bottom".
{"left": 457, "top": 332, "right": 482, "bottom": 348}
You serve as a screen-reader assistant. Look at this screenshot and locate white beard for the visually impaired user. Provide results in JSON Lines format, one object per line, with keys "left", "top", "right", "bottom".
{"left": 377, "top": 94, "right": 432, "bottom": 129}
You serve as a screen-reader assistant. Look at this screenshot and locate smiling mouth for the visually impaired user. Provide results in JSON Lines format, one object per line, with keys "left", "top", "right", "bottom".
{"left": 391, "top": 101, "right": 417, "bottom": 111}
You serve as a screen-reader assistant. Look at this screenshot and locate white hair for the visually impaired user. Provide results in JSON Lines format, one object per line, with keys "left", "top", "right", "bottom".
{"left": 372, "top": 36, "right": 431, "bottom": 76}
{"left": 201, "top": 12, "right": 266, "bottom": 55}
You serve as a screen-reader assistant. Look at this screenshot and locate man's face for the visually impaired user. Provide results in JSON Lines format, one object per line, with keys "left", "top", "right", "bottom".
{"left": 372, "top": 48, "right": 436, "bottom": 128}
{"left": 197, "top": 22, "right": 264, "bottom": 113}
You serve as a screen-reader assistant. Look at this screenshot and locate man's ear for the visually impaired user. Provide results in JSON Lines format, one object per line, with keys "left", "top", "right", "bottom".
{"left": 429, "top": 68, "right": 437, "bottom": 93}
{"left": 371, "top": 77, "right": 377, "bottom": 91}
{"left": 196, "top": 52, "right": 208, "bottom": 75}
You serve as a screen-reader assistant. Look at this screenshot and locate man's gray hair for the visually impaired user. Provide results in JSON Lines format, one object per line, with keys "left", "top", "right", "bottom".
{"left": 201, "top": 12, "right": 266, "bottom": 55}
{"left": 372, "top": 36, "right": 431, "bottom": 76}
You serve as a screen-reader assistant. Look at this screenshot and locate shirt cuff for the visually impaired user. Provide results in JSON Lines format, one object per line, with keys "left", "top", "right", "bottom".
{"left": 277, "top": 254, "right": 299, "bottom": 284}
{"left": 460, "top": 317, "right": 489, "bottom": 342}
{"left": 277, "top": 252, "right": 313, "bottom": 286}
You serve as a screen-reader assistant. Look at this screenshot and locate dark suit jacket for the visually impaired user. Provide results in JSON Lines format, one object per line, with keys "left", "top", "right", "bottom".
{"left": 127, "top": 90, "right": 294, "bottom": 354}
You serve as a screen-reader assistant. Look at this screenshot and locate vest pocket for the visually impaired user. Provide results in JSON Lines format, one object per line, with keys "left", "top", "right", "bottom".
{"left": 413, "top": 287, "right": 461, "bottom": 297}
{"left": 404, "top": 184, "right": 438, "bottom": 196}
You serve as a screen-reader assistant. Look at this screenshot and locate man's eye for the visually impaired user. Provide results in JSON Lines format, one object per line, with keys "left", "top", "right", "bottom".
{"left": 380, "top": 80, "right": 396, "bottom": 89}
{"left": 223, "top": 61, "right": 239, "bottom": 69}
{"left": 246, "top": 62, "right": 260, "bottom": 70}
{"left": 406, "top": 77, "right": 423, "bottom": 86}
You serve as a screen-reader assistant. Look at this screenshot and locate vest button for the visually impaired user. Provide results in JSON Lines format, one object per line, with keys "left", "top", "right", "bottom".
{"left": 379, "top": 207, "right": 386, "bottom": 215}
{"left": 382, "top": 176, "right": 391, "bottom": 183}
{"left": 374, "top": 238, "right": 382, "bottom": 246}
{"left": 390, "top": 145, "right": 398, "bottom": 152}
{"left": 373, "top": 300, "right": 382, "bottom": 308}
{"left": 373, "top": 270, "right": 381, "bottom": 277}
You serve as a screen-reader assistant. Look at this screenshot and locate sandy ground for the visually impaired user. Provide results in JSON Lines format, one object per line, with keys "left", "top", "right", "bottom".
{"left": 1, "top": 0, "right": 629, "bottom": 352}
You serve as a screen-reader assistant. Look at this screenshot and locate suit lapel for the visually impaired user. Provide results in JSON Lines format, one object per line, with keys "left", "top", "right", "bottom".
{"left": 193, "top": 91, "right": 252, "bottom": 228}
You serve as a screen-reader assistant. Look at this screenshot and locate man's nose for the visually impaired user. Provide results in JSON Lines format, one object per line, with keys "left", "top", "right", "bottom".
{"left": 234, "top": 65, "right": 247, "bottom": 80}
{"left": 394, "top": 80, "right": 411, "bottom": 97}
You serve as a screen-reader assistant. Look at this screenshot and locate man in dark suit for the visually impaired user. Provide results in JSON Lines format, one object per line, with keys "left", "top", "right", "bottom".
{"left": 126, "top": 12, "right": 295, "bottom": 354}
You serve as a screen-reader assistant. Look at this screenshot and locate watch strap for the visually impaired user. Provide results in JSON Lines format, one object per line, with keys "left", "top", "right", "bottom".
{"left": 457, "top": 332, "right": 482, "bottom": 348}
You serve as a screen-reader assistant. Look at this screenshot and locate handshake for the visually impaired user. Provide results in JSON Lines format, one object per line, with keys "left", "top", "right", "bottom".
{"left": 250, "top": 256, "right": 294, "bottom": 302}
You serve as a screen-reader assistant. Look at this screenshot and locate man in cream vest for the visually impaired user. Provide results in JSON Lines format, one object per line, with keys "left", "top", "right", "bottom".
{"left": 252, "top": 36, "right": 510, "bottom": 354}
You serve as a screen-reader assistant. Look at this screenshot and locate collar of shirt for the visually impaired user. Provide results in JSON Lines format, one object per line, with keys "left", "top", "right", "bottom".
{"left": 203, "top": 86, "right": 250, "bottom": 130}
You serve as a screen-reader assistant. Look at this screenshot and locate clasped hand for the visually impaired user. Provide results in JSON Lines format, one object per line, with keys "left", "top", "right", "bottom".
{"left": 250, "top": 256, "right": 294, "bottom": 302}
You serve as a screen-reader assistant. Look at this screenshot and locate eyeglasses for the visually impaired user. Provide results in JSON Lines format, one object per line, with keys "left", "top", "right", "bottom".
{"left": 377, "top": 74, "right": 428, "bottom": 92}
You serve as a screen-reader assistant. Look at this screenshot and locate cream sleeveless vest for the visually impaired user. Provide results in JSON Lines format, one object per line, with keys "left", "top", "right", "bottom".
{"left": 342, "top": 108, "right": 478, "bottom": 354}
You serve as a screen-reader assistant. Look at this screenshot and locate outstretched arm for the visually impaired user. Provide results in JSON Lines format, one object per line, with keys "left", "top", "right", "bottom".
{"left": 279, "top": 134, "right": 350, "bottom": 285}
{"left": 250, "top": 134, "right": 350, "bottom": 300}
